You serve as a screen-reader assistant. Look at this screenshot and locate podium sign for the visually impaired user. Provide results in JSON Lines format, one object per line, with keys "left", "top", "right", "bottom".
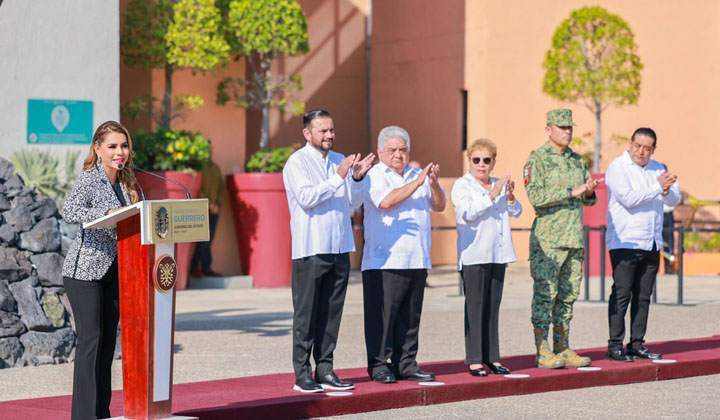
{"left": 85, "top": 200, "right": 207, "bottom": 420}
{"left": 147, "top": 200, "right": 209, "bottom": 245}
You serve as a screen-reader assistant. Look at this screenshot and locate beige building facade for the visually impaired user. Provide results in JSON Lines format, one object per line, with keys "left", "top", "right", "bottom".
{"left": 120, "top": 0, "right": 720, "bottom": 275}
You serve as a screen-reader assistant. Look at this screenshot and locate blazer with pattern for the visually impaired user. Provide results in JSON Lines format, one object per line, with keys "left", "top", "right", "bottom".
{"left": 61, "top": 160, "right": 131, "bottom": 281}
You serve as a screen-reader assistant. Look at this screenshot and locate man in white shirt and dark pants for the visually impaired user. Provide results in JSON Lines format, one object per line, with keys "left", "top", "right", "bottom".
{"left": 283, "top": 109, "right": 375, "bottom": 392}
{"left": 356, "top": 126, "right": 446, "bottom": 384}
{"left": 605, "top": 127, "right": 681, "bottom": 362}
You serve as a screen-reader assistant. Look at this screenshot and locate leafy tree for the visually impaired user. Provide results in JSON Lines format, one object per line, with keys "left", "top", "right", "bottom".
{"left": 217, "top": 0, "right": 310, "bottom": 150}
{"left": 121, "top": 0, "right": 228, "bottom": 128}
{"left": 542, "top": 6, "right": 643, "bottom": 172}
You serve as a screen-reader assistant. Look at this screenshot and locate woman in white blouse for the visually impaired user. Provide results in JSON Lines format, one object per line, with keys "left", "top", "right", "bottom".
{"left": 452, "top": 138, "right": 522, "bottom": 377}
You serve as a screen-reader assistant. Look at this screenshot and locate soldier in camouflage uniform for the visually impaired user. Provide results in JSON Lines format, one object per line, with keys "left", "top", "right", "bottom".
{"left": 523, "top": 109, "right": 602, "bottom": 369}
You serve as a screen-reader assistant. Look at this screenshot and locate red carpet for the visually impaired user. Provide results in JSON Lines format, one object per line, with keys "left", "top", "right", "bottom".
{"left": 2, "top": 336, "right": 719, "bottom": 420}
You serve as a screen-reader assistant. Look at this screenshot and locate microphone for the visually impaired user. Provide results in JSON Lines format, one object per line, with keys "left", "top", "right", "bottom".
{"left": 128, "top": 163, "right": 192, "bottom": 200}
{"left": 118, "top": 163, "right": 146, "bottom": 201}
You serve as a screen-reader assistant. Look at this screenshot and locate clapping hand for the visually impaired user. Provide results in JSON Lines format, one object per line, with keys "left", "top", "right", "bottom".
{"left": 505, "top": 174, "right": 515, "bottom": 202}
{"left": 336, "top": 154, "right": 357, "bottom": 179}
{"left": 658, "top": 172, "right": 677, "bottom": 195}
{"left": 489, "top": 176, "right": 507, "bottom": 201}
{"left": 572, "top": 177, "right": 604, "bottom": 198}
{"left": 351, "top": 153, "right": 376, "bottom": 180}
{"left": 428, "top": 163, "right": 440, "bottom": 187}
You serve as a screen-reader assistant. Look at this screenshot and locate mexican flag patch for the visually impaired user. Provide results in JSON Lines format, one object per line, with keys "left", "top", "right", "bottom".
{"left": 523, "top": 166, "right": 531, "bottom": 186}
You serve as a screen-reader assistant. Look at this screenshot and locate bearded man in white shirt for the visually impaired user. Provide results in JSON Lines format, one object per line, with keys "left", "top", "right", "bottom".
{"left": 605, "top": 127, "right": 681, "bottom": 362}
{"left": 283, "top": 109, "right": 375, "bottom": 393}
{"left": 357, "top": 126, "right": 446, "bottom": 384}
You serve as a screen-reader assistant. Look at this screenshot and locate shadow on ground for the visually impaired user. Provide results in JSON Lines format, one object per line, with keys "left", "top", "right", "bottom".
{"left": 175, "top": 309, "right": 293, "bottom": 337}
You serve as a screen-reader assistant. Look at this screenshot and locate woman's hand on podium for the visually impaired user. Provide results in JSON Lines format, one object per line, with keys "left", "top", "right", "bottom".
{"left": 105, "top": 207, "right": 125, "bottom": 216}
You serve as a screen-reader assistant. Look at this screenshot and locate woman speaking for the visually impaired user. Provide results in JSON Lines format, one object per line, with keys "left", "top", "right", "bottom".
{"left": 61, "top": 121, "right": 138, "bottom": 419}
{"left": 452, "top": 139, "right": 522, "bottom": 377}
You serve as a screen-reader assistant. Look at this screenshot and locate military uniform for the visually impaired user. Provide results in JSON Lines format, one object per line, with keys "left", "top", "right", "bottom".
{"left": 524, "top": 109, "right": 596, "bottom": 368}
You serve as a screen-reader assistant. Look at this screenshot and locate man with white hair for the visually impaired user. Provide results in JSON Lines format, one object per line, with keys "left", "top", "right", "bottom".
{"left": 355, "top": 125, "right": 446, "bottom": 384}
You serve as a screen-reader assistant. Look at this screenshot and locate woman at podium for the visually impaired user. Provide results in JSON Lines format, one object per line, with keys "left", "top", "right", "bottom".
{"left": 61, "top": 121, "right": 139, "bottom": 419}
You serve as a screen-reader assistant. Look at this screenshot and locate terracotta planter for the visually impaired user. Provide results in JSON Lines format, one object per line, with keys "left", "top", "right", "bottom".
{"left": 134, "top": 171, "right": 203, "bottom": 291}
{"left": 582, "top": 173, "right": 613, "bottom": 277}
{"left": 227, "top": 173, "right": 292, "bottom": 288}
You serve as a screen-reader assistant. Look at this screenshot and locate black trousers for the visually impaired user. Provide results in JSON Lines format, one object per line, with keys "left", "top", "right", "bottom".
{"left": 291, "top": 253, "right": 350, "bottom": 379}
{"left": 64, "top": 258, "right": 120, "bottom": 420}
{"left": 462, "top": 263, "right": 506, "bottom": 365}
{"left": 191, "top": 212, "right": 219, "bottom": 272}
{"left": 362, "top": 269, "right": 427, "bottom": 378}
{"left": 607, "top": 244, "right": 659, "bottom": 350}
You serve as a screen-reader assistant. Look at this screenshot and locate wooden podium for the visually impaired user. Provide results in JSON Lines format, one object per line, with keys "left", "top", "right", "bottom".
{"left": 84, "top": 199, "right": 209, "bottom": 420}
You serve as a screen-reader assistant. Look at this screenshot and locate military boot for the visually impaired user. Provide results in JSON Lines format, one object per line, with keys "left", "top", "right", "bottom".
{"left": 533, "top": 327, "right": 565, "bottom": 369}
{"left": 553, "top": 326, "right": 591, "bottom": 367}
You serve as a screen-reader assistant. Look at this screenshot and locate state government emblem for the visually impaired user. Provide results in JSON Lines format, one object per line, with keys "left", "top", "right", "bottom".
{"left": 153, "top": 254, "right": 177, "bottom": 293}
{"left": 155, "top": 205, "right": 169, "bottom": 239}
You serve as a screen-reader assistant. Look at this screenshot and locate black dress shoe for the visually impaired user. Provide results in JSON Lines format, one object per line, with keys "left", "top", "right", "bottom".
{"left": 402, "top": 370, "right": 436, "bottom": 381}
{"left": 468, "top": 366, "right": 487, "bottom": 377}
{"left": 605, "top": 348, "right": 634, "bottom": 362}
{"left": 486, "top": 363, "right": 510, "bottom": 375}
{"left": 314, "top": 372, "right": 355, "bottom": 390}
{"left": 627, "top": 346, "right": 663, "bottom": 360}
{"left": 293, "top": 377, "right": 323, "bottom": 393}
{"left": 371, "top": 370, "right": 397, "bottom": 384}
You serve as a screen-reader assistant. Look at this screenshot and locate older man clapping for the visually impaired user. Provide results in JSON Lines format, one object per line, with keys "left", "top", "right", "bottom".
{"left": 354, "top": 126, "right": 446, "bottom": 384}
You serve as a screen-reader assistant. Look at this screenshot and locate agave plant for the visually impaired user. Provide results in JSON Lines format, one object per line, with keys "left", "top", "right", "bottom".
{"left": 10, "top": 149, "right": 81, "bottom": 204}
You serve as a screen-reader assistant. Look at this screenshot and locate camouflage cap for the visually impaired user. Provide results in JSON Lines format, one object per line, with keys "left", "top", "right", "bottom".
{"left": 546, "top": 109, "right": 575, "bottom": 127}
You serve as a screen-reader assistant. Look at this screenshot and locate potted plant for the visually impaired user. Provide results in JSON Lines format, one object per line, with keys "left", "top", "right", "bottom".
{"left": 227, "top": 144, "right": 299, "bottom": 288}
{"left": 132, "top": 128, "right": 211, "bottom": 290}
{"left": 121, "top": 0, "right": 228, "bottom": 289}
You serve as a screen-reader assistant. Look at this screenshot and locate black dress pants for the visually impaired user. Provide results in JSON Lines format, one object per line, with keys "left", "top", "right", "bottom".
{"left": 291, "top": 253, "right": 350, "bottom": 379}
{"left": 362, "top": 269, "right": 427, "bottom": 378}
{"left": 608, "top": 244, "right": 659, "bottom": 350}
{"left": 461, "top": 263, "right": 506, "bottom": 365}
{"left": 63, "top": 258, "right": 120, "bottom": 420}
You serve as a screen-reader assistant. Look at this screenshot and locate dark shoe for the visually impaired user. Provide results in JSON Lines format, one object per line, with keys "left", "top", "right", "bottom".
{"left": 203, "top": 269, "right": 223, "bottom": 277}
{"left": 605, "top": 348, "right": 634, "bottom": 362}
{"left": 627, "top": 346, "right": 662, "bottom": 360}
{"left": 468, "top": 366, "right": 487, "bottom": 377}
{"left": 293, "top": 377, "right": 323, "bottom": 393}
{"left": 371, "top": 370, "right": 397, "bottom": 384}
{"left": 486, "top": 363, "right": 510, "bottom": 375}
{"left": 401, "top": 370, "right": 435, "bottom": 381}
{"left": 315, "top": 371, "right": 355, "bottom": 391}
{"left": 190, "top": 269, "right": 203, "bottom": 278}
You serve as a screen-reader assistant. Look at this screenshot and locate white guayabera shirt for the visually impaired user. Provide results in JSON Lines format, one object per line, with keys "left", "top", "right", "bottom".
{"left": 283, "top": 143, "right": 361, "bottom": 259}
{"left": 605, "top": 150, "right": 681, "bottom": 251}
{"left": 452, "top": 173, "right": 522, "bottom": 270}
{"left": 356, "top": 162, "right": 438, "bottom": 271}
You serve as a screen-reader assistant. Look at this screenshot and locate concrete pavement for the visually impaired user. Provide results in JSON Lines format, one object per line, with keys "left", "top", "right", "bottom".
{"left": 0, "top": 262, "right": 717, "bottom": 418}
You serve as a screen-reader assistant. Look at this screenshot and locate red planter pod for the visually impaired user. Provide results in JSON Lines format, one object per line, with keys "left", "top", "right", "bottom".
{"left": 583, "top": 172, "right": 613, "bottom": 277}
{"left": 227, "top": 173, "right": 292, "bottom": 288}
{"left": 134, "top": 171, "right": 203, "bottom": 290}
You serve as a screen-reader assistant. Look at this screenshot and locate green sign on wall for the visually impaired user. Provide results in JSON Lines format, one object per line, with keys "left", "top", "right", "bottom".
{"left": 27, "top": 99, "right": 93, "bottom": 144}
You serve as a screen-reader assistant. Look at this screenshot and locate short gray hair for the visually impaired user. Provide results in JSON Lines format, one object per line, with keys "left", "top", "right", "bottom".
{"left": 377, "top": 125, "right": 411, "bottom": 151}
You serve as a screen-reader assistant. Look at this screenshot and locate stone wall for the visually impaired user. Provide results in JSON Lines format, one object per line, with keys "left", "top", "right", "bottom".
{"left": 0, "top": 157, "right": 78, "bottom": 368}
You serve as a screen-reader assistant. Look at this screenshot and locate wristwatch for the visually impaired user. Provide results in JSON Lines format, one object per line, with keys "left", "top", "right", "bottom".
{"left": 567, "top": 188, "right": 574, "bottom": 200}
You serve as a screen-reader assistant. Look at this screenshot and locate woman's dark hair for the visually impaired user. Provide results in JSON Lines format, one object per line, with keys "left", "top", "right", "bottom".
{"left": 303, "top": 109, "right": 331, "bottom": 129}
{"left": 631, "top": 127, "right": 657, "bottom": 147}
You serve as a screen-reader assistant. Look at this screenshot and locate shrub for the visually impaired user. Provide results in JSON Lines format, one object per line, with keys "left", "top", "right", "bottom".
{"left": 245, "top": 143, "right": 300, "bottom": 173}
{"left": 132, "top": 128, "right": 210, "bottom": 172}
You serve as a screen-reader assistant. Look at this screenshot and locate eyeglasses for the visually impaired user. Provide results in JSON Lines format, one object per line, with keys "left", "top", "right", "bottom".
{"left": 472, "top": 157, "right": 492, "bottom": 165}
